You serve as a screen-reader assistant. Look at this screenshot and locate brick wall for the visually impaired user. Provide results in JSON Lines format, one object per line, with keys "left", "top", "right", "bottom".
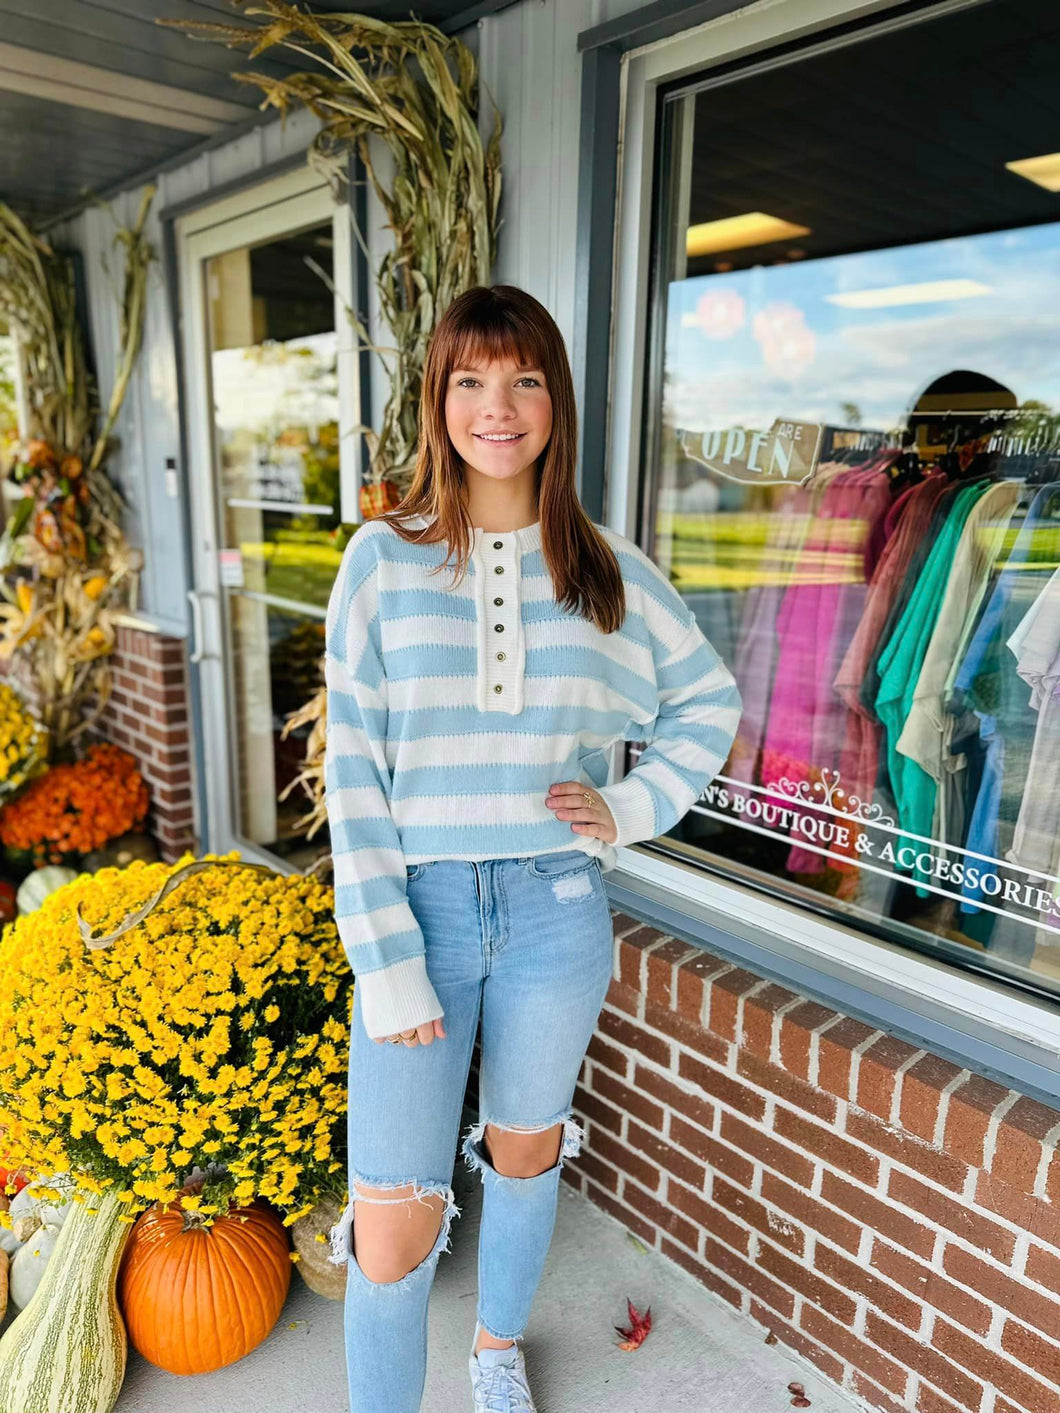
{"left": 86, "top": 624, "right": 197, "bottom": 861}
{"left": 566, "top": 908, "right": 1060, "bottom": 1413}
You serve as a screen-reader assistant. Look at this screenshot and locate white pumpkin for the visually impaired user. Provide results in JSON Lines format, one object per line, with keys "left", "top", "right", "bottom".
{"left": 16, "top": 867, "right": 79, "bottom": 916}
{"left": 0, "top": 1225, "right": 19, "bottom": 1257}
{"left": 8, "top": 1173, "right": 73, "bottom": 1241}
{"left": 9, "top": 1225, "right": 59, "bottom": 1309}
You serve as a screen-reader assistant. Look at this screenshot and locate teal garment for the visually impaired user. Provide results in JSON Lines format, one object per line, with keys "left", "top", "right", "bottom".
{"left": 874, "top": 480, "right": 990, "bottom": 887}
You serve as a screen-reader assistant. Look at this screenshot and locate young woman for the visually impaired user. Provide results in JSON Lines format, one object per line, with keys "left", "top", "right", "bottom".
{"left": 323, "top": 285, "right": 741, "bottom": 1413}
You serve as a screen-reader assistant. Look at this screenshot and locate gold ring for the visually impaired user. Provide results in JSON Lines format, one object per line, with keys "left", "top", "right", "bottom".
{"left": 387, "top": 1035, "right": 402, "bottom": 1045}
{"left": 583, "top": 791, "right": 594, "bottom": 806}
{"left": 401, "top": 1036, "right": 418, "bottom": 1048}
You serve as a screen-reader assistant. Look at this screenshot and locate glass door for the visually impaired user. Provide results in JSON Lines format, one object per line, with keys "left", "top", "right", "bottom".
{"left": 178, "top": 167, "right": 360, "bottom": 867}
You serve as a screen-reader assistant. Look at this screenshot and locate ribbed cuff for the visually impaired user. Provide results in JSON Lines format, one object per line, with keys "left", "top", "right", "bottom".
{"left": 356, "top": 955, "right": 445, "bottom": 1040}
{"left": 595, "top": 774, "right": 657, "bottom": 850}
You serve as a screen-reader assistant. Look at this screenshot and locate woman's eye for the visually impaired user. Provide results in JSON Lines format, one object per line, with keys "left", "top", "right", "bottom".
{"left": 454, "top": 376, "right": 542, "bottom": 388}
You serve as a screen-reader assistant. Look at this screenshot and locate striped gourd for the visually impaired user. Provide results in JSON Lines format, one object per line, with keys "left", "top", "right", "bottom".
{"left": 0, "top": 1190, "right": 131, "bottom": 1413}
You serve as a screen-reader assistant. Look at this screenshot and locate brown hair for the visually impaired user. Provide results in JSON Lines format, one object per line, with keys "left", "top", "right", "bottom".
{"left": 373, "top": 284, "right": 626, "bottom": 633}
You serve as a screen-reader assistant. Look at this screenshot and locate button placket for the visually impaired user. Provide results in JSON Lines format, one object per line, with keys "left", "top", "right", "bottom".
{"left": 472, "top": 528, "right": 523, "bottom": 713}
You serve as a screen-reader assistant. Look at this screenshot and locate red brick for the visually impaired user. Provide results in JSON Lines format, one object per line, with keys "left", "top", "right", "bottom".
{"left": 801, "top": 1303, "right": 908, "bottom": 1396}
{"left": 676, "top": 950, "right": 729, "bottom": 1023}
{"left": 618, "top": 926, "right": 663, "bottom": 990}
{"left": 852, "top": 1371, "right": 910, "bottom": 1413}
{"left": 677, "top": 1050, "right": 766, "bottom": 1121}
{"left": 645, "top": 937, "right": 695, "bottom": 1010}
{"left": 712, "top": 1174, "right": 804, "bottom": 1256}
{"left": 666, "top": 1176, "right": 750, "bottom": 1254}
{"left": 817, "top": 1016, "right": 880, "bottom": 1099}
{"left": 757, "top": 1236, "right": 856, "bottom": 1323}
{"left": 934, "top": 1318, "right": 1054, "bottom": 1413}
{"left": 662, "top": 1238, "right": 744, "bottom": 1308}
{"left": 943, "top": 1243, "right": 1060, "bottom": 1339}
{"left": 887, "top": 1170, "right": 1017, "bottom": 1263}
{"left": 585, "top": 1126, "right": 660, "bottom": 1193}
{"left": 870, "top": 1239, "right": 991, "bottom": 1336}
{"left": 643, "top": 999, "right": 729, "bottom": 1063}
{"left": 992, "top": 1096, "right": 1060, "bottom": 1197}
{"left": 669, "top": 1116, "right": 754, "bottom": 1187}
{"left": 719, "top": 1112, "right": 815, "bottom": 1188}
{"left": 569, "top": 1150, "right": 619, "bottom": 1193}
{"left": 747, "top": 1300, "right": 845, "bottom": 1384}
{"left": 704, "top": 1236, "right": 796, "bottom": 1318}
{"left": 856, "top": 1035, "right": 924, "bottom": 1121}
{"left": 591, "top": 1069, "right": 665, "bottom": 1132}
{"left": 974, "top": 1169, "right": 1060, "bottom": 1250}
{"left": 709, "top": 967, "right": 763, "bottom": 1042}
{"left": 1000, "top": 1316, "right": 1060, "bottom": 1388}
{"left": 866, "top": 1312, "right": 980, "bottom": 1409}
{"left": 740, "top": 982, "right": 800, "bottom": 1059}
{"left": 626, "top": 1120, "right": 706, "bottom": 1191}
{"left": 814, "top": 1242, "right": 921, "bottom": 1329}
{"left": 623, "top": 1178, "right": 700, "bottom": 1252}
{"left": 571, "top": 1088, "right": 622, "bottom": 1137}
{"left": 773, "top": 1105, "right": 879, "bottom": 1185}
{"left": 943, "top": 1074, "right": 1013, "bottom": 1169}
{"left": 900, "top": 1055, "right": 966, "bottom": 1144}
{"left": 605, "top": 976, "right": 639, "bottom": 1018}
{"left": 736, "top": 1049, "right": 837, "bottom": 1123}
{"left": 586, "top": 1033, "right": 628, "bottom": 1079}
{"left": 597, "top": 1009, "right": 672, "bottom": 1069}
{"left": 632, "top": 1063, "right": 714, "bottom": 1133}
{"left": 1025, "top": 1243, "right": 1060, "bottom": 1296}
{"left": 779, "top": 1000, "right": 838, "bottom": 1082}
{"left": 761, "top": 1171, "right": 862, "bottom": 1254}
{"left": 915, "top": 1385, "right": 966, "bottom": 1413}
{"left": 582, "top": 1179, "right": 656, "bottom": 1248}
{"left": 821, "top": 1171, "right": 934, "bottom": 1259}
{"left": 845, "top": 1107, "right": 969, "bottom": 1192}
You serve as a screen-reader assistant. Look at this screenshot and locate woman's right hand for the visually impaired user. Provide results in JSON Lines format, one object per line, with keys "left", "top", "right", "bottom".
{"left": 375, "top": 1018, "right": 447, "bottom": 1048}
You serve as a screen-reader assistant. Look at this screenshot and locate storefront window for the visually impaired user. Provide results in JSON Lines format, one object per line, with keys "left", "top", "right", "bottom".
{"left": 640, "top": 0, "right": 1060, "bottom": 996}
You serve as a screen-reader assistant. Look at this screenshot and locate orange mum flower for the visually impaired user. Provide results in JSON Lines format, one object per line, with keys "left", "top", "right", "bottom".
{"left": 0, "top": 743, "right": 149, "bottom": 865}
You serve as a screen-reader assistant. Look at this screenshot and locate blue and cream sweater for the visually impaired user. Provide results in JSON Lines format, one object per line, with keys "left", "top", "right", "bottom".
{"left": 324, "top": 513, "right": 742, "bottom": 1038}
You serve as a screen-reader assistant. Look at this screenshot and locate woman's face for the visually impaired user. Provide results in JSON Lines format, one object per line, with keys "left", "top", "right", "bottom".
{"left": 444, "top": 354, "right": 552, "bottom": 490}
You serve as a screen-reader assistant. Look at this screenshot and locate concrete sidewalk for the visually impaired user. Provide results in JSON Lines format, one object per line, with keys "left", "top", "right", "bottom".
{"left": 114, "top": 1163, "right": 865, "bottom": 1413}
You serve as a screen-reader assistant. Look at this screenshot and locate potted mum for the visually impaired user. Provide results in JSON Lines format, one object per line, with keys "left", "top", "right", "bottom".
{"left": 0, "top": 852, "right": 351, "bottom": 1413}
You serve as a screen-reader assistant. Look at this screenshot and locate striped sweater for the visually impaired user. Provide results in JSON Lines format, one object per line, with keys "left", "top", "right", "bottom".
{"left": 324, "top": 513, "right": 742, "bottom": 1038}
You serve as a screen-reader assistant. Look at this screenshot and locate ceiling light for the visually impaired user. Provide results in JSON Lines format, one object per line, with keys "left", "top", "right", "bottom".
{"left": 1005, "top": 152, "right": 1060, "bottom": 192}
{"left": 825, "top": 279, "right": 991, "bottom": 310}
{"left": 686, "top": 212, "right": 810, "bottom": 258}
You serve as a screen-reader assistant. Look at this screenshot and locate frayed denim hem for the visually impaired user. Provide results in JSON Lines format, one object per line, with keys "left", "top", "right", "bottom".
{"left": 327, "top": 1174, "right": 459, "bottom": 1267}
{"left": 462, "top": 1110, "right": 585, "bottom": 1180}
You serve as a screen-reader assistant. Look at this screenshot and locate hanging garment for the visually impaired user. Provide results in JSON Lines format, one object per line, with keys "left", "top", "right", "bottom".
{"left": 874, "top": 479, "right": 993, "bottom": 865}
{"left": 895, "top": 478, "right": 1021, "bottom": 884}
{"left": 950, "top": 480, "right": 1060, "bottom": 925}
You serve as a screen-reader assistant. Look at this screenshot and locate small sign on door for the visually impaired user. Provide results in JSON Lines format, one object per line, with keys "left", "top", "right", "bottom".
{"left": 218, "top": 548, "right": 245, "bottom": 588}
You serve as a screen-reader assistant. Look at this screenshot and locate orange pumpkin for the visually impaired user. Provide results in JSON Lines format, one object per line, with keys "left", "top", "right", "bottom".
{"left": 117, "top": 1183, "right": 291, "bottom": 1375}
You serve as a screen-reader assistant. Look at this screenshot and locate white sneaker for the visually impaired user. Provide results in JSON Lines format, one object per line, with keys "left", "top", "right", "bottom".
{"left": 468, "top": 1339, "right": 537, "bottom": 1412}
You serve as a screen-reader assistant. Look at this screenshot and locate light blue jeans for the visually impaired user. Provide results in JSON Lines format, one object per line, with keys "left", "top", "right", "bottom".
{"left": 331, "top": 848, "right": 616, "bottom": 1413}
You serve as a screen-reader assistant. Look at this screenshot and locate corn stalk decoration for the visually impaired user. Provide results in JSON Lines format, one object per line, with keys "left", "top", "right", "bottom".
{"left": 165, "top": 2, "right": 503, "bottom": 847}
{"left": 0, "top": 188, "right": 155, "bottom": 754}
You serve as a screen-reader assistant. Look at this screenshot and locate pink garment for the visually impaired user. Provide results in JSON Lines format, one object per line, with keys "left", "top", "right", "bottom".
{"left": 760, "top": 466, "right": 893, "bottom": 873}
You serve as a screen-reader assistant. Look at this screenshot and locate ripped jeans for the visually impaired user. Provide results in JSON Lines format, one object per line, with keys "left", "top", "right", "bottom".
{"left": 330, "top": 848, "right": 616, "bottom": 1413}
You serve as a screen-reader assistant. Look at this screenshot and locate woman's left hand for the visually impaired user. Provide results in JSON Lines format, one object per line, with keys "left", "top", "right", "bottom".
{"left": 545, "top": 781, "right": 618, "bottom": 844}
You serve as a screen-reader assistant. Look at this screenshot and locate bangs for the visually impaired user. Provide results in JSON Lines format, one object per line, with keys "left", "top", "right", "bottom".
{"left": 448, "top": 318, "right": 546, "bottom": 377}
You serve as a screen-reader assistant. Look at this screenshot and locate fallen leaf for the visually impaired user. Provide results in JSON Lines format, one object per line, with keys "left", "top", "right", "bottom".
{"left": 764, "top": 1330, "right": 778, "bottom": 1345}
{"left": 787, "top": 1384, "right": 805, "bottom": 1396}
{"left": 791, "top": 1399, "right": 811, "bottom": 1408}
{"left": 614, "top": 1297, "right": 652, "bottom": 1351}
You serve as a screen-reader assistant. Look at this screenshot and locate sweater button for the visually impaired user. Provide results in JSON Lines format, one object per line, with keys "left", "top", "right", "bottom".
{"left": 496, "top": 651, "right": 506, "bottom": 661}
{"left": 493, "top": 596, "right": 503, "bottom": 606}
{"left": 493, "top": 540, "right": 503, "bottom": 549}
{"left": 494, "top": 684, "right": 503, "bottom": 693}
{"left": 494, "top": 623, "right": 505, "bottom": 632}
{"left": 494, "top": 565, "right": 504, "bottom": 574}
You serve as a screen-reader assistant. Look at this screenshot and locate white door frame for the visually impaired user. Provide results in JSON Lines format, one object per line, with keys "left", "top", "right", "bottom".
{"left": 176, "top": 163, "right": 360, "bottom": 862}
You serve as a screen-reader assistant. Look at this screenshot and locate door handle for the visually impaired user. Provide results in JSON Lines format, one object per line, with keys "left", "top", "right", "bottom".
{"left": 187, "top": 588, "right": 211, "bottom": 664}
